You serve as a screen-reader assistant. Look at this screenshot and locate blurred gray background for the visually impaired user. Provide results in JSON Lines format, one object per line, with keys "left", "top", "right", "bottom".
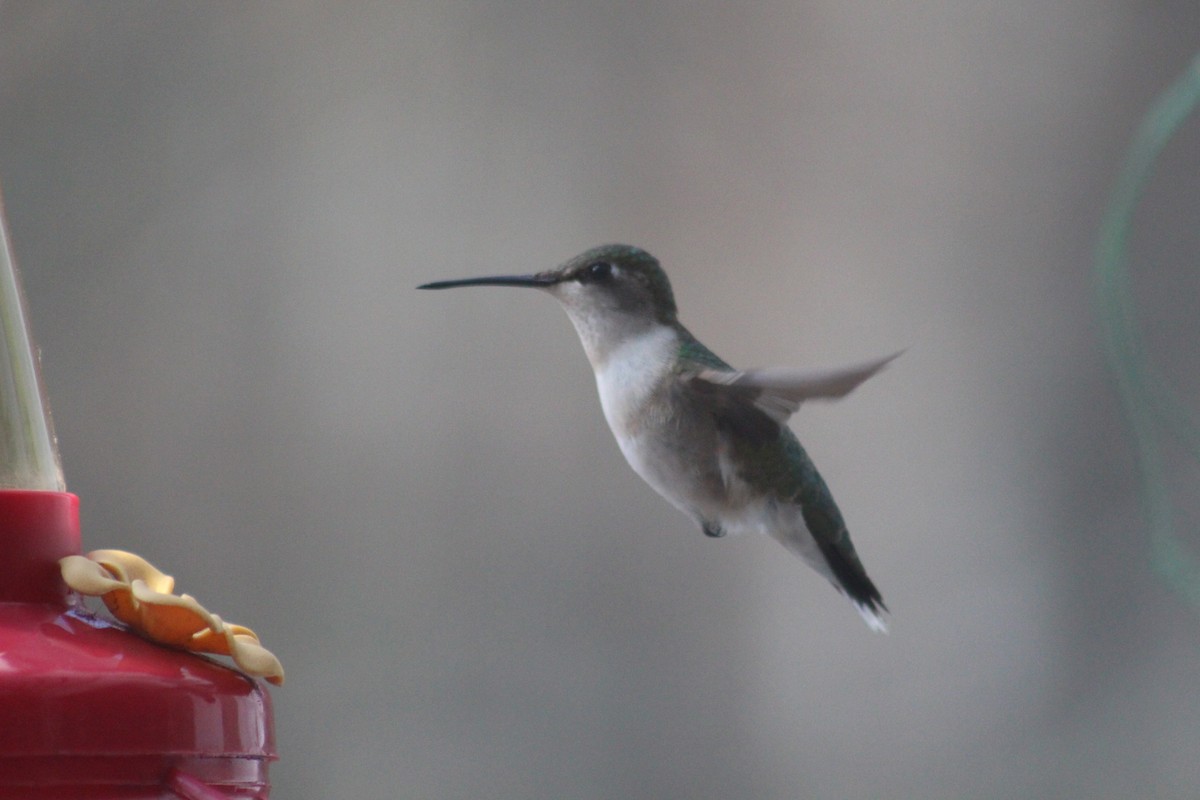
{"left": 3, "top": 2, "right": 1200, "bottom": 798}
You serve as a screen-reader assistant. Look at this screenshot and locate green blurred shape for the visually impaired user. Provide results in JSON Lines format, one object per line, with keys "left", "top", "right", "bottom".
{"left": 1095, "top": 53, "right": 1200, "bottom": 608}
{"left": 0, "top": 190, "right": 64, "bottom": 491}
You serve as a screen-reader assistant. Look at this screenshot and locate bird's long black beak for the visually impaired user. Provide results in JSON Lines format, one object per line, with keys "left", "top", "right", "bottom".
{"left": 417, "top": 273, "right": 558, "bottom": 290}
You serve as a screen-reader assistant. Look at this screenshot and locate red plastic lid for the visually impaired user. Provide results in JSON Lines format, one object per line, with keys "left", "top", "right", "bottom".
{"left": 0, "top": 491, "right": 277, "bottom": 797}
{"left": 0, "top": 490, "right": 78, "bottom": 604}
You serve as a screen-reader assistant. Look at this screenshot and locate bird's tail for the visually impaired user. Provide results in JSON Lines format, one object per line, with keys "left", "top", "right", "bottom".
{"left": 804, "top": 507, "right": 889, "bottom": 632}
{"left": 793, "top": 471, "right": 889, "bottom": 633}
{"left": 775, "top": 507, "right": 889, "bottom": 632}
{"left": 851, "top": 596, "right": 889, "bottom": 633}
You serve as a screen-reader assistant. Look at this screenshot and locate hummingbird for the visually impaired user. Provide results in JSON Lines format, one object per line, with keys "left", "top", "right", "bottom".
{"left": 419, "top": 244, "right": 898, "bottom": 631}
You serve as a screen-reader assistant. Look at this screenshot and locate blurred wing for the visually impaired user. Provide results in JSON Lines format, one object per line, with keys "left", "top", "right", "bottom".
{"left": 686, "top": 350, "right": 902, "bottom": 426}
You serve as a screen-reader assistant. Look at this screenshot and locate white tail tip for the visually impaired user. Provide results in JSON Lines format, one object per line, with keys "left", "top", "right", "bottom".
{"left": 857, "top": 603, "right": 889, "bottom": 633}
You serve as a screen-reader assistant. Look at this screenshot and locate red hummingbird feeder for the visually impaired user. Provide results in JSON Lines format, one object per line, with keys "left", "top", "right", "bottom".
{"left": 0, "top": 189, "right": 277, "bottom": 798}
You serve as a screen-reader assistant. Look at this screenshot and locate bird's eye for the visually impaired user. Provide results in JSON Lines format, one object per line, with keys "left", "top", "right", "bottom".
{"left": 584, "top": 261, "right": 613, "bottom": 282}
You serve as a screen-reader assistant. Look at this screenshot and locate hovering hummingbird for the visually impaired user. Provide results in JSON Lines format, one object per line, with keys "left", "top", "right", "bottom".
{"left": 420, "top": 245, "right": 898, "bottom": 631}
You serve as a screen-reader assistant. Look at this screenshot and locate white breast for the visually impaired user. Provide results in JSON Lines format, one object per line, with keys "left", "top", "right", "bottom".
{"left": 592, "top": 326, "right": 678, "bottom": 438}
{"left": 590, "top": 325, "right": 705, "bottom": 520}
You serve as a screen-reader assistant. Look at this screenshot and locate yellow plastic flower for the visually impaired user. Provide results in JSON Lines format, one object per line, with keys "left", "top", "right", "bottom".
{"left": 60, "top": 549, "right": 284, "bottom": 686}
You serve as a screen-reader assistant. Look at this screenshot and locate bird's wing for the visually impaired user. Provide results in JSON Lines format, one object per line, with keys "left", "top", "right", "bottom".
{"left": 685, "top": 350, "right": 902, "bottom": 426}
